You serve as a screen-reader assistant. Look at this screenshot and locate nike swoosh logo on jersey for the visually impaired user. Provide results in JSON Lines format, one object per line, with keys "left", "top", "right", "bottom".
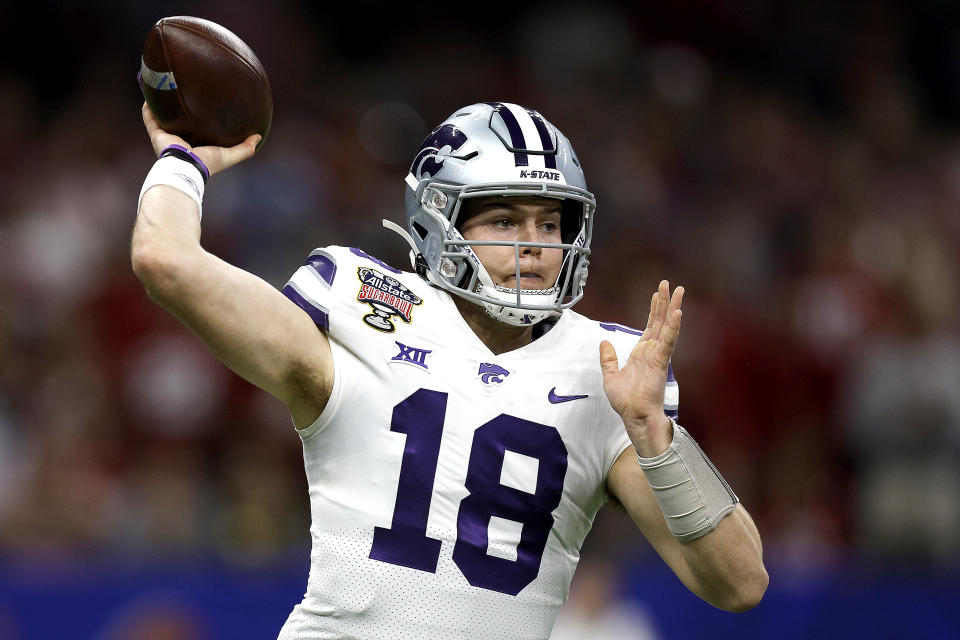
{"left": 548, "top": 387, "right": 589, "bottom": 404}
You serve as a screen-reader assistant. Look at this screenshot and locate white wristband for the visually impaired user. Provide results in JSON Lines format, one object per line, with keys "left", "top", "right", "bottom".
{"left": 138, "top": 156, "right": 205, "bottom": 219}
{"left": 637, "top": 421, "right": 739, "bottom": 542}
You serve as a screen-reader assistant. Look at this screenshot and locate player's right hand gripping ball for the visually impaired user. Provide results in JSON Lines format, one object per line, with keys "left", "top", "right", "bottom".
{"left": 139, "top": 16, "right": 272, "bottom": 149}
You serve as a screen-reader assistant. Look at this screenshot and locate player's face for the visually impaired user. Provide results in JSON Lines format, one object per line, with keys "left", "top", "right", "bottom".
{"left": 458, "top": 196, "right": 564, "bottom": 291}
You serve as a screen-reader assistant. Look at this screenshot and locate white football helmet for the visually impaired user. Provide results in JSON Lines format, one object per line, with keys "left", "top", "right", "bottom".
{"left": 385, "top": 102, "right": 596, "bottom": 326}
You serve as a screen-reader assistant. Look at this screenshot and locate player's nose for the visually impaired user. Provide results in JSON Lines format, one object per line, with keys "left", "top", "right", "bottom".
{"left": 518, "top": 219, "right": 543, "bottom": 255}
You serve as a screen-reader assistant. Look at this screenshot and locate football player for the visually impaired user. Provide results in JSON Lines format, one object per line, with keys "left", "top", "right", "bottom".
{"left": 134, "top": 101, "right": 768, "bottom": 639}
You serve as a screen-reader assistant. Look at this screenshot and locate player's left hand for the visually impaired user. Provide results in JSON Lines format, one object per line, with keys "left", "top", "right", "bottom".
{"left": 599, "top": 280, "right": 683, "bottom": 457}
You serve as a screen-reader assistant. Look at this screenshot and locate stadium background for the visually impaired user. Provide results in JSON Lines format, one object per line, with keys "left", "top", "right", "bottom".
{"left": 1, "top": 1, "right": 959, "bottom": 637}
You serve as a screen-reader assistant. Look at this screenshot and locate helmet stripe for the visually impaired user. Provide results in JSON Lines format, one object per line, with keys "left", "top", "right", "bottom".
{"left": 486, "top": 101, "right": 528, "bottom": 167}
{"left": 525, "top": 109, "right": 558, "bottom": 169}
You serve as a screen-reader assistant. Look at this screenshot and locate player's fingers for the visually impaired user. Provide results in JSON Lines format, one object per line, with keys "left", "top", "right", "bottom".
{"left": 242, "top": 133, "right": 262, "bottom": 155}
{"left": 654, "top": 287, "right": 684, "bottom": 359}
{"left": 649, "top": 280, "right": 669, "bottom": 340}
{"left": 668, "top": 285, "right": 684, "bottom": 315}
{"left": 599, "top": 340, "right": 620, "bottom": 376}
{"left": 141, "top": 102, "right": 168, "bottom": 141}
{"left": 659, "top": 308, "right": 683, "bottom": 359}
{"left": 141, "top": 102, "right": 164, "bottom": 147}
{"left": 141, "top": 101, "right": 155, "bottom": 130}
{"left": 196, "top": 135, "right": 261, "bottom": 176}
{"left": 142, "top": 102, "right": 188, "bottom": 157}
{"left": 640, "top": 291, "right": 658, "bottom": 342}
{"left": 220, "top": 134, "right": 260, "bottom": 169}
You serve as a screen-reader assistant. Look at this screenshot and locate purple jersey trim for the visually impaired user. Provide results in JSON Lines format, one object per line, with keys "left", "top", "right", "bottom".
{"left": 282, "top": 284, "right": 329, "bottom": 331}
{"left": 306, "top": 252, "right": 337, "bottom": 286}
{"left": 349, "top": 247, "right": 402, "bottom": 274}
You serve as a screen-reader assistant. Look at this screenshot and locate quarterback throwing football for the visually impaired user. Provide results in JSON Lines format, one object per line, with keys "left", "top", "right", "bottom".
{"left": 134, "top": 101, "right": 768, "bottom": 639}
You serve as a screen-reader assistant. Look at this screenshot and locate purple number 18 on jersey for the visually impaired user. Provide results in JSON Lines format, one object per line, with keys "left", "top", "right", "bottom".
{"left": 369, "top": 389, "right": 446, "bottom": 572}
{"left": 369, "top": 388, "right": 569, "bottom": 596}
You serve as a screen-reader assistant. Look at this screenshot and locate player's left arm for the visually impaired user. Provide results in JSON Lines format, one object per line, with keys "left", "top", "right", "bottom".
{"left": 599, "top": 281, "right": 768, "bottom": 612}
{"left": 607, "top": 449, "right": 767, "bottom": 612}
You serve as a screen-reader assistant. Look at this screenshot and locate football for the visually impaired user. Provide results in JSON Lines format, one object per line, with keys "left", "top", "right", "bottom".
{"left": 139, "top": 16, "right": 272, "bottom": 149}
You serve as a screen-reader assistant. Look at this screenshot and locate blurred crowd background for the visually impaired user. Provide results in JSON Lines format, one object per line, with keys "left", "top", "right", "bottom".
{"left": 1, "top": 1, "right": 959, "bottom": 638}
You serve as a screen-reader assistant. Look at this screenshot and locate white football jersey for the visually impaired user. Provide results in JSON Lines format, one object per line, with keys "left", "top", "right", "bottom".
{"left": 276, "top": 246, "right": 679, "bottom": 640}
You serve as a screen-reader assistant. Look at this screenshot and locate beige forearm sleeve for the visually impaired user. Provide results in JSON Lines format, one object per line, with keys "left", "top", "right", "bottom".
{"left": 636, "top": 421, "right": 739, "bottom": 542}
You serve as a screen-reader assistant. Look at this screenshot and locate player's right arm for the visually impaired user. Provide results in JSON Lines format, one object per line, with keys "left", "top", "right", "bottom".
{"left": 131, "top": 103, "right": 333, "bottom": 428}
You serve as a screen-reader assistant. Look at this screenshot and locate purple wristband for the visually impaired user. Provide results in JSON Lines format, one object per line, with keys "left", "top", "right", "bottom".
{"left": 160, "top": 144, "right": 210, "bottom": 183}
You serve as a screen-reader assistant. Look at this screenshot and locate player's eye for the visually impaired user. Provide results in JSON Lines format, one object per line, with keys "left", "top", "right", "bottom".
{"left": 538, "top": 217, "right": 561, "bottom": 235}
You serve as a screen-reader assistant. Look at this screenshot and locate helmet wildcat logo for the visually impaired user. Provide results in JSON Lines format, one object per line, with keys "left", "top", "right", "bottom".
{"left": 356, "top": 267, "right": 423, "bottom": 332}
{"left": 410, "top": 124, "right": 469, "bottom": 180}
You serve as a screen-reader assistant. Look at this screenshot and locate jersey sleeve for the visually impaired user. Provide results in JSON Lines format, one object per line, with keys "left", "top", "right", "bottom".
{"left": 281, "top": 246, "right": 414, "bottom": 437}
{"left": 665, "top": 361, "right": 679, "bottom": 420}
{"left": 279, "top": 246, "right": 347, "bottom": 437}
{"left": 281, "top": 246, "right": 340, "bottom": 333}
{"left": 281, "top": 245, "right": 419, "bottom": 342}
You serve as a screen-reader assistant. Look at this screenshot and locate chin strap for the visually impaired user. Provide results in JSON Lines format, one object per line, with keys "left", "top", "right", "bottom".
{"left": 382, "top": 219, "right": 417, "bottom": 253}
{"left": 382, "top": 219, "right": 427, "bottom": 275}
